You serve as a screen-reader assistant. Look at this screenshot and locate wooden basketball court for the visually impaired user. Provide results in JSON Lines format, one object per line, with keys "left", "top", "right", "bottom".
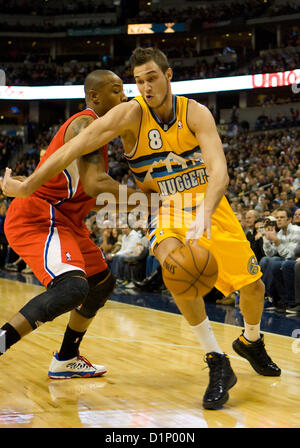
{"left": 0, "top": 277, "right": 299, "bottom": 428}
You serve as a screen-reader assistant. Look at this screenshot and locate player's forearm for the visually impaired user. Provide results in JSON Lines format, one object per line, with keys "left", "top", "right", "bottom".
{"left": 84, "top": 173, "right": 136, "bottom": 200}
{"left": 20, "top": 139, "right": 88, "bottom": 196}
{"left": 204, "top": 168, "right": 229, "bottom": 215}
{"left": 85, "top": 172, "right": 155, "bottom": 212}
{"left": 21, "top": 124, "right": 109, "bottom": 196}
{"left": 83, "top": 177, "right": 145, "bottom": 210}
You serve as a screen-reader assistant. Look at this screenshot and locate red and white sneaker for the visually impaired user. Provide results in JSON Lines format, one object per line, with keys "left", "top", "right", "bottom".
{"left": 48, "top": 352, "right": 107, "bottom": 379}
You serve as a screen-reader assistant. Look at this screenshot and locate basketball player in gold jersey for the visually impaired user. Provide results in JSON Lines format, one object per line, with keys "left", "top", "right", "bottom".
{"left": 2, "top": 48, "right": 280, "bottom": 410}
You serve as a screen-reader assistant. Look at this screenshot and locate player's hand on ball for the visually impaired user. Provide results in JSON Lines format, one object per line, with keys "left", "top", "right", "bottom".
{"left": 186, "top": 208, "right": 212, "bottom": 243}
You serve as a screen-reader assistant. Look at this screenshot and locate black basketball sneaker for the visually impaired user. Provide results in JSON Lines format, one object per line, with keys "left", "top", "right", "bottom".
{"left": 203, "top": 352, "right": 237, "bottom": 410}
{"left": 232, "top": 333, "right": 281, "bottom": 376}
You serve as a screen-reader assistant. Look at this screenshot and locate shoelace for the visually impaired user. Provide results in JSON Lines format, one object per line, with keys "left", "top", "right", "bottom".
{"left": 76, "top": 355, "right": 95, "bottom": 368}
{"left": 204, "top": 355, "right": 228, "bottom": 386}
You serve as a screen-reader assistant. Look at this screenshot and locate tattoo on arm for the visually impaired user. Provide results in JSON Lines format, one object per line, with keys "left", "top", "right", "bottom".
{"left": 66, "top": 115, "right": 104, "bottom": 164}
{"left": 70, "top": 116, "right": 92, "bottom": 137}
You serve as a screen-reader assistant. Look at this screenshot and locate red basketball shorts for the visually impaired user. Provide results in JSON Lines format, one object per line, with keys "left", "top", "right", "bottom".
{"left": 4, "top": 197, "right": 107, "bottom": 287}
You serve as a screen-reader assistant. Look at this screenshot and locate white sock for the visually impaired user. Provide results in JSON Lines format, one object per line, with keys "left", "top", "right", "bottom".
{"left": 243, "top": 321, "right": 260, "bottom": 342}
{"left": 191, "top": 317, "right": 224, "bottom": 354}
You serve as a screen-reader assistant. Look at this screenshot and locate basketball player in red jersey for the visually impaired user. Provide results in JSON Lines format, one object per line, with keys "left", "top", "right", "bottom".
{"left": 0, "top": 70, "right": 133, "bottom": 378}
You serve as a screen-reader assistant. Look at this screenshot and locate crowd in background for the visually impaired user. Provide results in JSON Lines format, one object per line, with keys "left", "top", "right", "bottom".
{"left": 254, "top": 108, "right": 300, "bottom": 131}
{"left": 0, "top": 0, "right": 116, "bottom": 15}
{"left": 2, "top": 40, "right": 299, "bottom": 86}
{"left": 3, "top": 53, "right": 238, "bottom": 86}
{"left": 129, "top": 0, "right": 291, "bottom": 24}
{"left": 0, "top": 0, "right": 290, "bottom": 29}
{"left": 2, "top": 0, "right": 299, "bottom": 22}
{"left": 0, "top": 0, "right": 274, "bottom": 34}
{"left": 0, "top": 134, "right": 23, "bottom": 172}
{"left": 0, "top": 18, "right": 117, "bottom": 34}
{"left": 245, "top": 46, "right": 300, "bottom": 76}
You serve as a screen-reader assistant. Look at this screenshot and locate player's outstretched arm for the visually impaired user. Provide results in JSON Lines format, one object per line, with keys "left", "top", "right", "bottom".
{"left": 1, "top": 101, "right": 133, "bottom": 198}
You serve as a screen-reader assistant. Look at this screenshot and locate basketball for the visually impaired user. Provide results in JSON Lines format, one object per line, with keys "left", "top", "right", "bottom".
{"left": 162, "top": 243, "right": 218, "bottom": 300}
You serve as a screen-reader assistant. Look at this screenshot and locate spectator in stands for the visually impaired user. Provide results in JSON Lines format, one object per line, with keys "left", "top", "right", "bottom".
{"left": 231, "top": 106, "right": 239, "bottom": 124}
{"left": 99, "top": 223, "right": 122, "bottom": 267}
{"left": 282, "top": 199, "right": 300, "bottom": 314}
{"left": 122, "top": 228, "right": 149, "bottom": 287}
{"left": 110, "top": 228, "right": 122, "bottom": 254}
{"left": 245, "top": 209, "right": 259, "bottom": 232}
{"left": 249, "top": 193, "right": 261, "bottom": 211}
{"left": 248, "top": 216, "right": 266, "bottom": 263}
{"left": 234, "top": 210, "right": 247, "bottom": 232}
{"left": 293, "top": 169, "right": 300, "bottom": 191}
{"left": 293, "top": 208, "right": 300, "bottom": 225}
{"left": 110, "top": 226, "right": 148, "bottom": 288}
{"left": 99, "top": 220, "right": 114, "bottom": 255}
{"left": 260, "top": 208, "right": 300, "bottom": 312}
{"left": 86, "top": 213, "right": 103, "bottom": 247}
{"left": 287, "top": 198, "right": 298, "bottom": 217}
{"left": 134, "top": 246, "right": 163, "bottom": 292}
{"left": 281, "top": 181, "right": 294, "bottom": 200}
{"left": 294, "top": 187, "right": 300, "bottom": 209}
{"left": 271, "top": 198, "right": 282, "bottom": 212}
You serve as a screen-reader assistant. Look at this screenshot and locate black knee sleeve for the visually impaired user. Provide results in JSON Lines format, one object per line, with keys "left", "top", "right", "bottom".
{"left": 19, "top": 271, "right": 89, "bottom": 329}
{"left": 76, "top": 269, "right": 115, "bottom": 319}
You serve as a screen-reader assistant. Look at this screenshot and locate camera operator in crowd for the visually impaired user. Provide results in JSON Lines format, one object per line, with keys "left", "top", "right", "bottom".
{"left": 245, "top": 210, "right": 265, "bottom": 263}
{"left": 286, "top": 209, "right": 300, "bottom": 314}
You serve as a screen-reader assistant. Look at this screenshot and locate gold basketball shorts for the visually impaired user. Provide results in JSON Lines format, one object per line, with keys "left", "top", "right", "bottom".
{"left": 147, "top": 195, "right": 262, "bottom": 297}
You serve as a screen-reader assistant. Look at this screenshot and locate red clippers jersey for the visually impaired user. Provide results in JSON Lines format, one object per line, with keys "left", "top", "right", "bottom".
{"left": 32, "top": 108, "right": 108, "bottom": 227}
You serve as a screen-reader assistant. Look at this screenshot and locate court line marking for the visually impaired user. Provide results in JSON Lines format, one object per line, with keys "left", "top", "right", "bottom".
{"left": 109, "top": 299, "right": 299, "bottom": 341}
{"left": 35, "top": 329, "right": 300, "bottom": 378}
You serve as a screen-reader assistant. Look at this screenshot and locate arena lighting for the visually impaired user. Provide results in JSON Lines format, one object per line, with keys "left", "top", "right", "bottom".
{"left": 0, "top": 69, "right": 299, "bottom": 100}
{"left": 127, "top": 23, "right": 186, "bottom": 34}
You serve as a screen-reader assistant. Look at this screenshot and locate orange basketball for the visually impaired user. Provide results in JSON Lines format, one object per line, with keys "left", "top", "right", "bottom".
{"left": 162, "top": 243, "right": 218, "bottom": 300}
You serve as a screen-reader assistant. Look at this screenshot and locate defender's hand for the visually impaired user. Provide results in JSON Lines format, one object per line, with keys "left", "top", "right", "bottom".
{"left": 0, "top": 167, "right": 29, "bottom": 197}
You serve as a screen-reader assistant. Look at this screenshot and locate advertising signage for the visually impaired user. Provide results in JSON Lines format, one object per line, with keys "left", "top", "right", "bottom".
{"left": 0, "top": 70, "right": 299, "bottom": 100}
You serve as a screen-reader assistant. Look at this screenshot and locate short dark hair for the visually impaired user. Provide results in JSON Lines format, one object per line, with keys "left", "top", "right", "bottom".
{"left": 131, "top": 47, "right": 170, "bottom": 73}
{"left": 276, "top": 207, "right": 292, "bottom": 218}
{"left": 84, "top": 70, "right": 115, "bottom": 96}
{"left": 255, "top": 217, "right": 265, "bottom": 225}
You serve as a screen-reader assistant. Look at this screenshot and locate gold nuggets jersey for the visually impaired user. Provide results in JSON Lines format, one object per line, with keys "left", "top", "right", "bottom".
{"left": 124, "top": 95, "right": 262, "bottom": 296}
{"left": 125, "top": 95, "right": 208, "bottom": 201}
